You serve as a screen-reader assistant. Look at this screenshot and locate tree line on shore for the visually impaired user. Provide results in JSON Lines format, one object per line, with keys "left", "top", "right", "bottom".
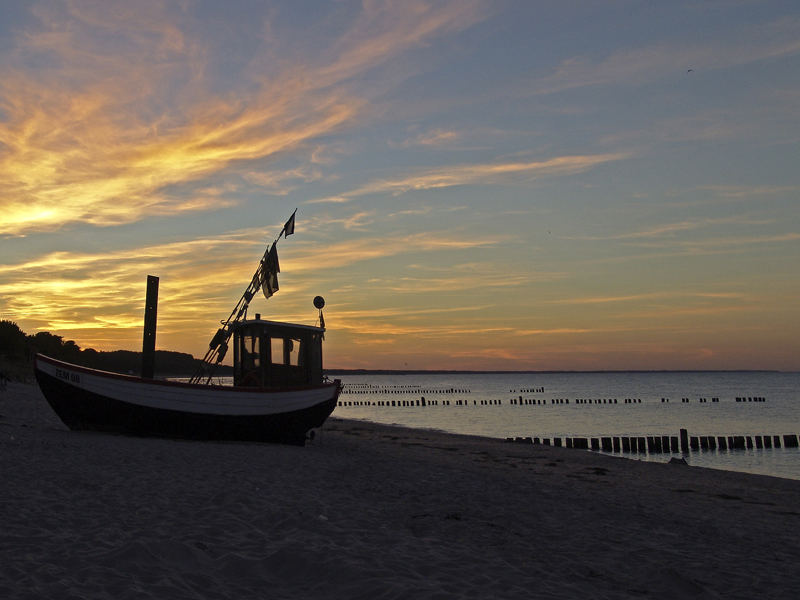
{"left": 0, "top": 320, "right": 219, "bottom": 380}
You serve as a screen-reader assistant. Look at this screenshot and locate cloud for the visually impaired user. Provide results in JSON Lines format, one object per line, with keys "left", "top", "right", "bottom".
{"left": 552, "top": 292, "right": 672, "bottom": 305}
{"left": 547, "top": 290, "right": 758, "bottom": 324}
{"left": 551, "top": 290, "right": 752, "bottom": 306}
{"left": 305, "top": 196, "right": 353, "bottom": 205}
{"left": 511, "top": 327, "right": 595, "bottom": 336}
{"left": 334, "top": 153, "right": 628, "bottom": 198}
{"left": 399, "top": 128, "right": 462, "bottom": 148}
{"left": 366, "top": 273, "right": 531, "bottom": 293}
{"left": 0, "top": 1, "right": 488, "bottom": 235}
{"left": 324, "top": 301, "right": 514, "bottom": 340}
{"left": 288, "top": 230, "right": 502, "bottom": 272}
{"left": 623, "top": 232, "right": 800, "bottom": 250}
{"left": 0, "top": 225, "right": 504, "bottom": 347}
{"left": 572, "top": 216, "right": 782, "bottom": 243}
{"left": 0, "top": 229, "right": 274, "bottom": 346}
{"left": 310, "top": 0, "right": 486, "bottom": 89}
{"left": 243, "top": 165, "right": 328, "bottom": 196}
{"left": 700, "top": 184, "right": 800, "bottom": 198}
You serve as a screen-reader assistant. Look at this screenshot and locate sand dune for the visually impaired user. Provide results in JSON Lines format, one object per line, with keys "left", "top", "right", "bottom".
{"left": 1, "top": 381, "right": 798, "bottom": 598}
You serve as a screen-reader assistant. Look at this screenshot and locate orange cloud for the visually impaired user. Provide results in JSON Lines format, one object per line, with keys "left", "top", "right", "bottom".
{"left": 0, "top": 225, "right": 507, "bottom": 350}
{"left": 0, "top": 1, "right": 487, "bottom": 236}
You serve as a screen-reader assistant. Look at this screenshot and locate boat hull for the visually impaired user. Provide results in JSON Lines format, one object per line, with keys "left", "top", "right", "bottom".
{"left": 35, "top": 354, "right": 340, "bottom": 445}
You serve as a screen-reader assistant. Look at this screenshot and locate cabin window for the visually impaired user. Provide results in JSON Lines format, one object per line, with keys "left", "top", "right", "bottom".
{"left": 270, "top": 338, "right": 284, "bottom": 364}
{"left": 242, "top": 334, "right": 261, "bottom": 370}
{"left": 270, "top": 337, "right": 302, "bottom": 366}
{"left": 287, "top": 338, "right": 301, "bottom": 366}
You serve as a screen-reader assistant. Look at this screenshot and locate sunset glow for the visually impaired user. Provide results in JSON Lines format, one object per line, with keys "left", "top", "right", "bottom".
{"left": 1, "top": 1, "right": 798, "bottom": 370}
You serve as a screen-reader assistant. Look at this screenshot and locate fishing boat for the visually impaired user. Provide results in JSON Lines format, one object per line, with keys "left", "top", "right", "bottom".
{"left": 35, "top": 211, "right": 341, "bottom": 445}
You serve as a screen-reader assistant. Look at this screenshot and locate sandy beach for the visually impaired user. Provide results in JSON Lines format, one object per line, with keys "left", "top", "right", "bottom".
{"left": 2, "top": 381, "right": 799, "bottom": 599}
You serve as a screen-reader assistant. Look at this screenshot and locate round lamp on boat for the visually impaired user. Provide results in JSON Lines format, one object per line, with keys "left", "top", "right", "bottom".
{"left": 313, "top": 296, "right": 325, "bottom": 309}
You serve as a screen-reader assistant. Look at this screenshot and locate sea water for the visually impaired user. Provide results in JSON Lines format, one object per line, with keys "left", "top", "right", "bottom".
{"left": 332, "top": 371, "right": 800, "bottom": 480}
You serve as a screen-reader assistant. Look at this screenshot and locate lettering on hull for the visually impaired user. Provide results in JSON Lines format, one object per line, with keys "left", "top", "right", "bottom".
{"left": 55, "top": 368, "right": 80, "bottom": 384}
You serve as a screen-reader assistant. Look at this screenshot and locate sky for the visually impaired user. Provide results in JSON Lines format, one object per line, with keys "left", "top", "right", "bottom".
{"left": 1, "top": 0, "right": 799, "bottom": 371}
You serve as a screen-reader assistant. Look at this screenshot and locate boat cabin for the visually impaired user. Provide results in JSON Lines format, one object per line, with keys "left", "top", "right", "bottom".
{"left": 232, "top": 317, "right": 325, "bottom": 388}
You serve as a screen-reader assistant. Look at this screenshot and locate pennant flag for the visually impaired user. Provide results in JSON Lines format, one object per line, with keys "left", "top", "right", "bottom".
{"left": 283, "top": 211, "right": 296, "bottom": 237}
{"left": 261, "top": 243, "right": 280, "bottom": 299}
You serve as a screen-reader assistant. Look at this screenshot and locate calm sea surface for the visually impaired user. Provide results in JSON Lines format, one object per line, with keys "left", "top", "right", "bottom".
{"left": 331, "top": 371, "right": 800, "bottom": 481}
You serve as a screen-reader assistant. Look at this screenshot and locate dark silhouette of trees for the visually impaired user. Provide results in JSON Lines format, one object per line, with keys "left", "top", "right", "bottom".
{"left": 28, "top": 331, "right": 73, "bottom": 361}
{"left": 0, "top": 320, "right": 215, "bottom": 377}
{"left": 0, "top": 320, "right": 27, "bottom": 360}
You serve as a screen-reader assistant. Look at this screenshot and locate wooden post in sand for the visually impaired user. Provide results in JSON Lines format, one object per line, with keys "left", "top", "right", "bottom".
{"left": 680, "top": 428, "right": 689, "bottom": 453}
{"left": 141, "top": 275, "right": 159, "bottom": 379}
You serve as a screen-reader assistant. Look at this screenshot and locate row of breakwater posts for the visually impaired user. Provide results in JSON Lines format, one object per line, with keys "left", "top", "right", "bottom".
{"left": 336, "top": 384, "right": 769, "bottom": 408}
{"left": 506, "top": 429, "right": 800, "bottom": 454}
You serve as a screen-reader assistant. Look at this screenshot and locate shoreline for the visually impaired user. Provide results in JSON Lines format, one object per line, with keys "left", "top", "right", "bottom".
{"left": 338, "top": 413, "right": 800, "bottom": 482}
{"left": 328, "top": 368, "right": 787, "bottom": 374}
{"left": 2, "top": 381, "right": 799, "bottom": 598}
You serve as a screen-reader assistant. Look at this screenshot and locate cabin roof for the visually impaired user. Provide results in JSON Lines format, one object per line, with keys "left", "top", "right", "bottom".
{"left": 231, "top": 318, "right": 324, "bottom": 334}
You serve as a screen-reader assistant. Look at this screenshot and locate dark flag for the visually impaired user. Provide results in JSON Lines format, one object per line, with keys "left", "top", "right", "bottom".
{"left": 261, "top": 243, "right": 280, "bottom": 299}
{"left": 283, "top": 211, "right": 296, "bottom": 237}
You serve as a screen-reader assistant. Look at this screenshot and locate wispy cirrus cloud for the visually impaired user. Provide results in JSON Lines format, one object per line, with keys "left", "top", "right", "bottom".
{"left": 700, "top": 184, "right": 800, "bottom": 198}
{"left": 242, "top": 165, "right": 329, "bottom": 196}
{"left": 365, "top": 273, "right": 531, "bottom": 294}
{"left": 628, "top": 232, "right": 800, "bottom": 250}
{"left": 398, "top": 128, "right": 462, "bottom": 148}
{"left": 288, "top": 231, "right": 502, "bottom": 272}
{"left": 549, "top": 291, "right": 754, "bottom": 317}
{"left": 0, "top": 225, "right": 503, "bottom": 346}
{"left": 572, "top": 215, "right": 779, "bottom": 243}
{"left": 0, "top": 0, "right": 487, "bottom": 236}
{"left": 326, "top": 303, "right": 512, "bottom": 340}
{"left": 317, "top": 153, "right": 629, "bottom": 200}
{"left": 305, "top": 0, "right": 486, "bottom": 89}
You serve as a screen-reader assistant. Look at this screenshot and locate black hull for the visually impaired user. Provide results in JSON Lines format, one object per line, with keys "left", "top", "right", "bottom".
{"left": 36, "top": 368, "right": 338, "bottom": 446}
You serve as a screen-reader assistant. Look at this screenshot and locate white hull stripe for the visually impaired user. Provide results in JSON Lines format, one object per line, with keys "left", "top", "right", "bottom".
{"left": 36, "top": 356, "right": 338, "bottom": 416}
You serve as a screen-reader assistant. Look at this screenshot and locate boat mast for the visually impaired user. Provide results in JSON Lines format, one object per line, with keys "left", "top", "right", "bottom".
{"left": 189, "top": 209, "right": 296, "bottom": 385}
